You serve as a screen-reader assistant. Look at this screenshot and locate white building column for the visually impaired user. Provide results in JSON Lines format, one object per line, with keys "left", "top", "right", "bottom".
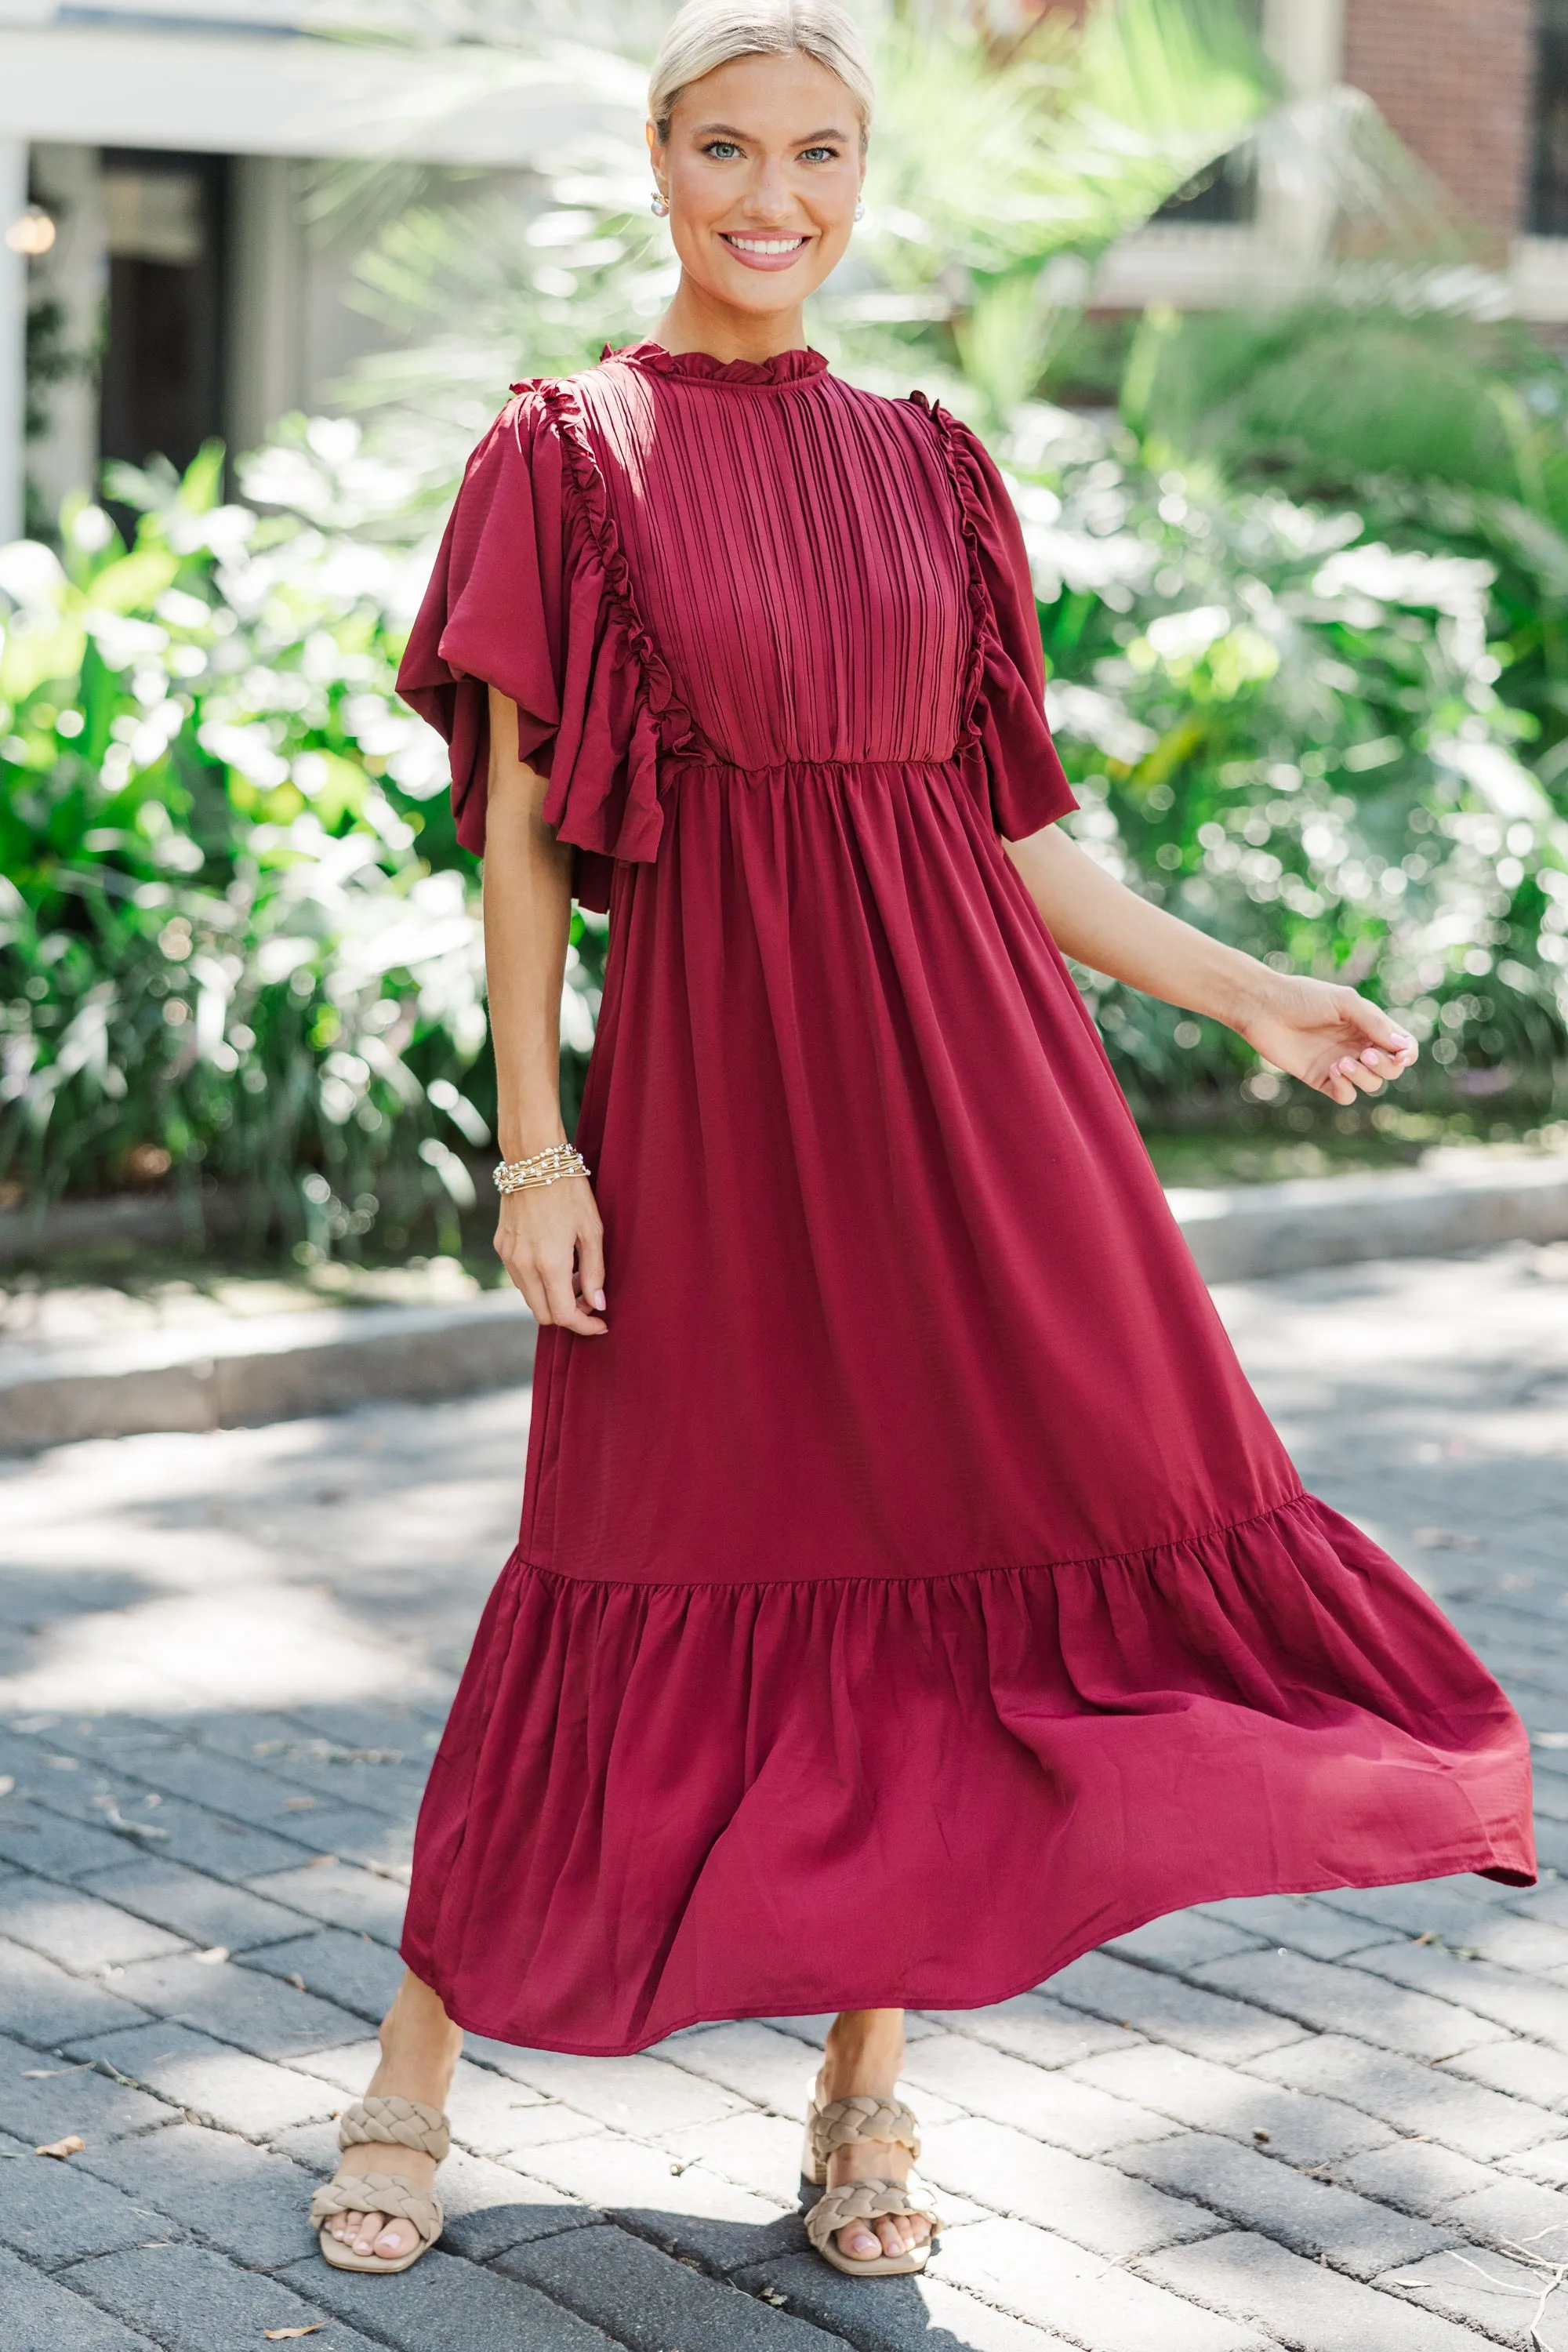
{"left": 0, "top": 136, "right": 27, "bottom": 543}
{"left": 227, "top": 154, "right": 304, "bottom": 460}
{"left": 28, "top": 144, "right": 106, "bottom": 528}
{"left": 1260, "top": 0, "right": 1348, "bottom": 281}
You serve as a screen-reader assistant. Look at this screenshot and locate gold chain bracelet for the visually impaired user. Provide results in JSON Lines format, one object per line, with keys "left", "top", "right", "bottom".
{"left": 493, "top": 1145, "right": 590, "bottom": 1194}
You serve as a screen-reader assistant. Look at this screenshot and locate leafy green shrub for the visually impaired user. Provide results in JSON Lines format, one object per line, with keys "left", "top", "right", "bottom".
{"left": 0, "top": 433, "right": 604, "bottom": 1239}
{"left": 1007, "top": 397, "right": 1568, "bottom": 1125}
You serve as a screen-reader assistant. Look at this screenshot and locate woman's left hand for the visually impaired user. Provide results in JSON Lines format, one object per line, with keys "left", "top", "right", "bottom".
{"left": 1234, "top": 973, "right": 1419, "bottom": 1107}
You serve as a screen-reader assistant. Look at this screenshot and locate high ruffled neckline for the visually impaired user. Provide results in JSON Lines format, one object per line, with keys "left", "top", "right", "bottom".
{"left": 607, "top": 340, "right": 829, "bottom": 389}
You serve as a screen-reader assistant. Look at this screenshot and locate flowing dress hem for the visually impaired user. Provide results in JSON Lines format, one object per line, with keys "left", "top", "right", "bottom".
{"left": 400, "top": 1842, "right": 1535, "bottom": 2059}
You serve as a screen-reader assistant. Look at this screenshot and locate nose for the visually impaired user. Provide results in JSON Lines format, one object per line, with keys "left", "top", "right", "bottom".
{"left": 741, "top": 158, "right": 793, "bottom": 223}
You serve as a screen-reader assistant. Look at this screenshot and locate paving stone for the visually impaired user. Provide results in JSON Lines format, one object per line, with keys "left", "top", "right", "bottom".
{"left": 1316, "top": 1880, "right": 1526, "bottom": 1945}
{"left": 1336, "top": 2140, "right": 1501, "bottom": 2217}
{"left": 239, "top": 1927, "right": 404, "bottom": 2021}
{"left": 63, "top": 2241, "right": 387, "bottom": 2352}
{"left": 0, "top": 1802, "right": 140, "bottom": 1882}
{"left": 0, "top": 1875, "right": 191, "bottom": 1974}
{"left": 1352, "top": 1940, "right": 1568, "bottom": 2053}
{"left": 1139, "top": 2228, "right": 1488, "bottom": 2350}
{"left": 433, "top": 2147, "right": 599, "bottom": 2262}
{"left": 0, "top": 2029, "right": 169, "bottom": 2143}
{"left": 1504, "top": 2142, "right": 1568, "bottom": 2187}
{"left": 930, "top": 2212, "right": 1268, "bottom": 2350}
{"left": 22, "top": 1776, "right": 316, "bottom": 1885}
{"left": 920, "top": 2115, "right": 1217, "bottom": 2259}
{"left": 1066, "top": 2043, "right": 1394, "bottom": 2168}
{"left": 74, "top": 1857, "right": 310, "bottom": 1954}
{"left": 78, "top": 1740, "right": 390, "bottom": 1850}
{"left": 0, "top": 2143, "right": 182, "bottom": 2270}
{"left": 521, "top": 2125, "right": 799, "bottom": 2272}
{"left": 1196, "top": 1894, "right": 1402, "bottom": 1962}
{"left": 901, "top": 2033, "right": 1174, "bottom": 2155}
{"left": 1105, "top": 1911, "right": 1265, "bottom": 1972}
{"left": 0, "top": 2245, "right": 160, "bottom": 2352}
{"left": 1458, "top": 1912, "right": 1568, "bottom": 1973}
{"left": 658, "top": 2020, "right": 825, "bottom": 2115}
{"left": 665, "top": 2108, "right": 818, "bottom": 2202}
{"left": 0, "top": 1936, "right": 151, "bottom": 2045}
{"left": 1374, "top": 2244, "right": 1555, "bottom": 2347}
{"left": 1189, "top": 1947, "right": 1508, "bottom": 2061}
{"left": 104, "top": 1950, "right": 365, "bottom": 2058}
{"left": 67, "top": 2021, "right": 338, "bottom": 2140}
{"left": 1249, "top": 2032, "right": 1563, "bottom": 2161}
{"left": 1440, "top": 2036, "right": 1568, "bottom": 2111}
{"left": 1439, "top": 2174, "right": 1568, "bottom": 2259}
{"left": 80, "top": 2121, "right": 317, "bottom": 2269}
{"left": 245, "top": 1859, "right": 408, "bottom": 1944}
{"left": 732, "top": 2253, "right": 1073, "bottom": 2351}
{"left": 919, "top": 1994, "right": 1134, "bottom": 2071}
{"left": 1113, "top": 2130, "right": 1457, "bottom": 2280}
{"left": 499, "top": 2220, "right": 849, "bottom": 2348}
{"left": 476, "top": 2046, "right": 750, "bottom": 2132}
{"left": 1046, "top": 1951, "right": 1308, "bottom": 2063}
{"left": 283, "top": 2241, "right": 620, "bottom": 2349}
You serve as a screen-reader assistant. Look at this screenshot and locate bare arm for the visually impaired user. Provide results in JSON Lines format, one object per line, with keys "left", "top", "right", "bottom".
{"left": 1004, "top": 822, "right": 1417, "bottom": 1107}
{"left": 482, "top": 685, "right": 607, "bottom": 1334}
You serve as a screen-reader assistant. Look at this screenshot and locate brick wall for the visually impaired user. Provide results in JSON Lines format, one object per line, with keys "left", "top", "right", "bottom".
{"left": 1342, "top": 0, "right": 1536, "bottom": 243}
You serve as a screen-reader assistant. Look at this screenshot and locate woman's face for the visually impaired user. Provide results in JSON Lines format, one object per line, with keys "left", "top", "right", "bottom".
{"left": 649, "top": 49, "right": 864, "bottom": 316}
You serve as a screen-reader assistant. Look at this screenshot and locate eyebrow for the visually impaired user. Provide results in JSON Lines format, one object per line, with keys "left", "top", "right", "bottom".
{"left": 691, "top": 121, "right": 851, "bottom": 142}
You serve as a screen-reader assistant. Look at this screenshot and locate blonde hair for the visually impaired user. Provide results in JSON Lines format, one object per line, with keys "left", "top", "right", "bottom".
{"left": 648, "top": 0, "right": 876, "bottom": 145}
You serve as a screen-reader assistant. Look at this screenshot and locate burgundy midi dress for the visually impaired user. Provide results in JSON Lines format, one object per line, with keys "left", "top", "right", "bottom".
{"left": 396, "top": 340, "right": 1534, "bottom": 2056}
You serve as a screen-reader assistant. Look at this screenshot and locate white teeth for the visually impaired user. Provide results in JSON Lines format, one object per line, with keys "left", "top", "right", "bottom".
{"left": 727, "top": 236, "right": 805, "bottom": 255}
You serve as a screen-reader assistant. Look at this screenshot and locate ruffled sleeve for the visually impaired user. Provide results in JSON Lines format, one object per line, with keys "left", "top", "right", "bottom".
{"left": 917, "top": 401, "right": 1078, "bottom": 843}
{"left": 396, "top": 384, "right": 665, "bottom": 912}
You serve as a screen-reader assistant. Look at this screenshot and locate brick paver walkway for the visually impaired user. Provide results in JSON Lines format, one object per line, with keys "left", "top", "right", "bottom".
{"left": 2, "top": 1243, "right": 1566, "bottom": 2352}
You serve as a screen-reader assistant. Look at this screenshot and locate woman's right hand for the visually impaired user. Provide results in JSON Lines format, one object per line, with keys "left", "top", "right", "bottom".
{"left": 494, "top": 1176, "right": 608, "bottom": 1335}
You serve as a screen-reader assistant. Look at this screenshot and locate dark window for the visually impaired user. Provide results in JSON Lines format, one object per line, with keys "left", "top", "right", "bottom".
{"left": 99, "top": 151, "right": 227, "bottom": 480}
{"left": 1157, "top": 145, "right": 1258, "bottom": 224}
{"left": 1533, "top": 0, "right": 1568, "bottom": 233}
{"left": 1157, "top": 0, "right": 1262, "bottom": 224}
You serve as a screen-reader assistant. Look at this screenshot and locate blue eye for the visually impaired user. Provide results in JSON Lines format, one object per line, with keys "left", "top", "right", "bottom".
{"left": 703, "top": 140, "right": 742, "bottom": 160}
{"left": 800, "top": 147, "right": 837, "bottom": 163}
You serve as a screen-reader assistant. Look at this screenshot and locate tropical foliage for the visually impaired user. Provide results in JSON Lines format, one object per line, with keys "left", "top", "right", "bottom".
{"left": 7, "top": 0, "right": 1568, "bottom": 1235}
{"left": 0, "top": 434, "right": 604, "bottom": 1236}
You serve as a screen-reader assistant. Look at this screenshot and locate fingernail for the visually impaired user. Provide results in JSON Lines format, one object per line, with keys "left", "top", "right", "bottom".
{"left": 593, "top": 1290, "right": 606, "bottom": 1312}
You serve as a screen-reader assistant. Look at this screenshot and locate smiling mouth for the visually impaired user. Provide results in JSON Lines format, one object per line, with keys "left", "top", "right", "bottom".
{"left": 720, "top": 233, "right": 811, "bottom": 268}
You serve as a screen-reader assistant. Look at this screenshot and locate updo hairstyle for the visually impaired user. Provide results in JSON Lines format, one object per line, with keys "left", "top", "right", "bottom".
{"left": 648, "top": 0, "right": 876, "bottom": 146}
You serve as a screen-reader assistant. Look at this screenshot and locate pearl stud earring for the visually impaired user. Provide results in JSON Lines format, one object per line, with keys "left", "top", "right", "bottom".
{"left": 854, "top": 201, "right": 866, "bottom": 222}
{"left": 651, "top": 190, "right": 670, "bottom": 216}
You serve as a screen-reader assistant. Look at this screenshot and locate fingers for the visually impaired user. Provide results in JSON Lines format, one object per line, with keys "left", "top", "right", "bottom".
{"left": 492, "top": 1186, "right": 608, "bottom": 1335}
{"left": 539, "top": 1250, "right": 608, "bottom": 1336}
{"left": 575, "top": 1221, "right": 608, "bottom": 1319}
{"left": 1352, "top": 997, "right": 1419, "bottom": 1059}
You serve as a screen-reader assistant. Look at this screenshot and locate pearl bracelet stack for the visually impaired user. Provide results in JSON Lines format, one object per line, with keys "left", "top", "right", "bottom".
{"left": 493, "top": 1145, "right": 591, "bottom": 1194}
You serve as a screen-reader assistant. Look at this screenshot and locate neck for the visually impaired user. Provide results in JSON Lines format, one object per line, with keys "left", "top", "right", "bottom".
{"left": 653, "top": 274, "right": 807, "bottom": 364}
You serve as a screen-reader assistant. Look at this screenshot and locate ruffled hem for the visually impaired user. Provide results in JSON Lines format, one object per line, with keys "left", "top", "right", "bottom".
{"left": 401, "top": 1490, "right": 1535, "bottom": 2055}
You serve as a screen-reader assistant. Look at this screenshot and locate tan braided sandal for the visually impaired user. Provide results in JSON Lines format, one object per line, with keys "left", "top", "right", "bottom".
{"left": 803, "top": 2085, "right": 939, "bottom": 2279}
{"left": 310, "top": 2093, "right": 450, "bottom": 2274}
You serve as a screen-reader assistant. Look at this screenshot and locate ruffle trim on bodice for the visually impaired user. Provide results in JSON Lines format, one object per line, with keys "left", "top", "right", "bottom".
{"left": 522, "top": 377, "right": 712, "bottom": 898}
{"left": 609, "top": 339, "right": 830, "bottom": 389}
{"left": 907, "top": 392, "right": 1076, "bottom": 844}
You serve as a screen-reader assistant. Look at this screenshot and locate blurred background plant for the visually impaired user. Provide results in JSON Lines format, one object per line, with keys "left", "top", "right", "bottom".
{"left": 6, "top": 0, "right": 1568, "bottom": 1243}
{"left": 0, "top": 429, "right": 601, "bottom": 1247}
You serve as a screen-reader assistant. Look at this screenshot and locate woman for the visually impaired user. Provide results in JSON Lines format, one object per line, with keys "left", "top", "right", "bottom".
{"left": 310, "top": 0, "right": 1534, "bottom": 2283}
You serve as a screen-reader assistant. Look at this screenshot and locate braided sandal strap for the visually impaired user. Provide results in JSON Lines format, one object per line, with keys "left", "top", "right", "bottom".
{"left": 804, "top": 2177, "right": 938, "bottom": 2256}
{"left": 337, "top": 2095, "right": 450, "bottom": 2163}
{"left": 310, "top": 2172, "right": 444, "bottom": 2249}
{"left": 810, "top": 2094, "right": 921, "bottom": 2166}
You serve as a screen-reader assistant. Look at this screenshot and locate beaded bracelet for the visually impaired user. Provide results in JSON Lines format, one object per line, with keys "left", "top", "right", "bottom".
{"left": 493, "top": 1145, "right": 591, "bottom": 1194}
